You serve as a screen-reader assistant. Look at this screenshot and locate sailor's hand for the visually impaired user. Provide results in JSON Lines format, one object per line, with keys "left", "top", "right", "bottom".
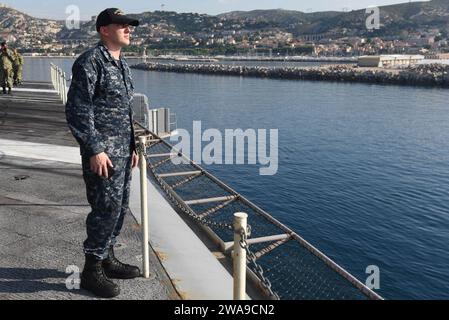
{"left": 132, "top": 151, "right": 139, "bottom": 169}
{"left": 90, "top": 152, "right": 114, "bottom": 179}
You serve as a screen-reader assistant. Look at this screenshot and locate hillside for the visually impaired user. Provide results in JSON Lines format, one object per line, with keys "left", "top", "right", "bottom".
{"left": 217, "top": 1, "right": 449, "bottom": 36}
{"left": 2, "top": 0, "right": 449, "bottom": 48}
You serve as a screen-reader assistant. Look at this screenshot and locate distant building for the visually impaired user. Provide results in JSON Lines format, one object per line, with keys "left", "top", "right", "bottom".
{"left": 418, "top": 59, "right": 449, "bottom": 65}
{"left": 358, "top": 55, "right": 424, "bottom": 68}
{"left": 424, "top": 53, "right": 449, "bottom": 60}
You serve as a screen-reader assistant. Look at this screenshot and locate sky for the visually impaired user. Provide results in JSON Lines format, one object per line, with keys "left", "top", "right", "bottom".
{"left": 0, "top": 0, "right": 429, "bottom": 20}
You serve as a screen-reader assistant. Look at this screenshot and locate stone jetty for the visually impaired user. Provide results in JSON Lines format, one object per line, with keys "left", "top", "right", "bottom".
{"left": 131, "top": 62, "right": 449, "bottom": 88}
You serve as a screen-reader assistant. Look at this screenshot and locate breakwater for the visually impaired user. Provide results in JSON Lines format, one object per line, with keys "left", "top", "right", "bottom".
{"left": 218, "top": 56, "right": 357, "bottom": 63}
{"left": 131, "top": 62, "right": 449, "bottom": 87}
{"left": 152, "top": 55, "right": 357, "bottom": 63}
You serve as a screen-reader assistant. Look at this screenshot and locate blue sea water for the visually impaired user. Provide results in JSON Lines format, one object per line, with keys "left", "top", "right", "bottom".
{"left": 25, "top": 57, "right": 449, "bottom": 299}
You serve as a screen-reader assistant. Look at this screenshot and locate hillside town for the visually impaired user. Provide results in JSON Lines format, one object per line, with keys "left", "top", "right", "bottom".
{"left": 0, "top": 2, "right": 448, "bottom": 59}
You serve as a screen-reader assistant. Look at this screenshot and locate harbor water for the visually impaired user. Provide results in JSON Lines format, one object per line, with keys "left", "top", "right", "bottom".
{"left": 23, "top": 57, "right": 449, "bottom": 299}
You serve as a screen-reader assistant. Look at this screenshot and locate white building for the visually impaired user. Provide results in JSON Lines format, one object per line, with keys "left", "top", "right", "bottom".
{"left": 358, "top": 55, "right": 425, "bottom": 68}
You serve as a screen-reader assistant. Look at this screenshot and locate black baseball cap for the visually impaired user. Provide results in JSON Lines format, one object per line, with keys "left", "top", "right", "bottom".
{"left": 96, "top": 8, "right": 139, "bottom": 32}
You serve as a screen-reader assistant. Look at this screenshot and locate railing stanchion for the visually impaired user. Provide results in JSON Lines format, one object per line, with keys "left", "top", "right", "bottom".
{"left": 233, "top": 212, "right": 248, "bottom": 300}
{"left": 138, "top": 135, "right": 150, "bottom": 278}
{"left": 50, "top": 64, "right": 65, "bottom": 101}
{"left": 62, "top": 72, "right": 67, "bottom": 105}
{"left": 57, "top": 68, "right": 61, "bottom": 97}
{"left": 50, "top": 64, "right": 53, "bottom": 88}
{"left": 59, "top": 69, "right": 63, "bottom": 100}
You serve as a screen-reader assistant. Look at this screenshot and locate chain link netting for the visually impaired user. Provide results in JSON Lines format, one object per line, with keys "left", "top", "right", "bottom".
{"left": 239, "top": 226, "right": 280, "bottom": 299}
{"left": 247, "top": 240, "right": 369, "bottom": 300}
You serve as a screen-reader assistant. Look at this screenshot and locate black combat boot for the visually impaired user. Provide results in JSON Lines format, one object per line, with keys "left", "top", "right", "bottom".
{"left": 7, "top": 87, "right": 11, "bottom": 94}
{"left": 2, "top": 87, "right": 5, "bottom": 94}
{"left": 80, "top": 254, "right": 120, "bottom": 298}
{"left": 102, "top": 246, "right": 141, "bottom": 279}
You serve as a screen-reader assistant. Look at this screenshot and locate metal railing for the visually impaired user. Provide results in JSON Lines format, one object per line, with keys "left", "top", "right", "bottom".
{"left": 133, "top": 121, "right": 384, "bottom": 301}
{"left": 136, "top": 133, "right": 257, "bottom": 300}
{"left": 132, "top": 94, "right": 177, "bottom": 137}
{"left": 50, "top": 63, "right": 68, "bottom": 105}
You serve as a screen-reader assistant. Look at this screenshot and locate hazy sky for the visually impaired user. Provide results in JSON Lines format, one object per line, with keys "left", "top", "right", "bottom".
{"left": 1, "top": 0, "right": 429, "bottom": 20}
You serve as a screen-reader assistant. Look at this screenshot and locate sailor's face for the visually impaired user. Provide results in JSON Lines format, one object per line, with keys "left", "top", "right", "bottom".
{"left": 102, "top": 24, "right": 131, "bottom": 47}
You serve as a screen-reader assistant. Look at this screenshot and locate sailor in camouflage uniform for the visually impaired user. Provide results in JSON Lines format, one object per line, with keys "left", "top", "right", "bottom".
{"left": 12, "top": 49, "right": 24, "bottom": 86}
{"left": 65, "top": 8, "right": 140, "bottom": 298}
{"left": 0, "top": 41, "right": 14, "bottom": 94}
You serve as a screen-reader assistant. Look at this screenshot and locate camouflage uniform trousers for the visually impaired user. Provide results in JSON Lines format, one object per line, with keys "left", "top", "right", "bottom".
{"left": 0, "top": 67, "right": 13, "bottom": 88}
{"left": 81, "top": 155, "right": 133, "bottom": 260}
{"left": 13, "top": 65, "right": 22, "bottom": 84}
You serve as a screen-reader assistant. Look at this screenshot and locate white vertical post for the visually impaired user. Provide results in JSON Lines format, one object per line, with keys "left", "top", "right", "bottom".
{"left": 57, "top": 69, "right": 61, "bottom": 96}
{"left": 138, "top": 136, "right": 150, "bottom": 278}
{"left": 62, "top": 72, "right": 67, "bottom": 105}
{"left": 60, "top": 69, "right": 63, "bottom": 101}
{"left": 233, "top": 212, "right": 248, "bottom": 300}
{"left": 59, "top": 69, "right": 63, "bottom": 100}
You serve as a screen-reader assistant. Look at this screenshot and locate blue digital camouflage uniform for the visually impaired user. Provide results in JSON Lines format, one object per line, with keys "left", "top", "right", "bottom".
{"left": 65, "top": 41, "right": 137, "bottom": 260}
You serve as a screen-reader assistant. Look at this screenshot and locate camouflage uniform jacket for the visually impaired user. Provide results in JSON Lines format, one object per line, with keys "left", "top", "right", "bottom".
{"left": 13, "top": 51, "right": 24, "bottom": 66}
{"left": 65, "top": 42, "right": 136, "bottom": 158}
{"left": 0, "top": 48, "right": 15, "bottom": 70}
